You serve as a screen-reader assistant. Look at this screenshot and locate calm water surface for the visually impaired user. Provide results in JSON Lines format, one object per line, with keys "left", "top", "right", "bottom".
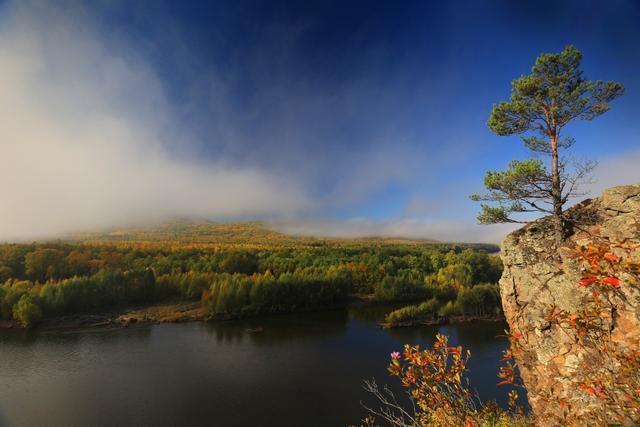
{"left": 0, "top": 306, "right": 517, "bottom": 427}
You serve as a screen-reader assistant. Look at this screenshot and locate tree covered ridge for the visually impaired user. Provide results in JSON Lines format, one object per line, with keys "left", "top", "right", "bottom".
{"left": 72, "top": 220, "right": 443, "bottom": 248}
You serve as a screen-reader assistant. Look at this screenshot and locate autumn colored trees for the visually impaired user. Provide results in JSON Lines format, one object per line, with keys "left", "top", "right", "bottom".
{"left": 0, "top": 242, "right": 502, "bottom": 327}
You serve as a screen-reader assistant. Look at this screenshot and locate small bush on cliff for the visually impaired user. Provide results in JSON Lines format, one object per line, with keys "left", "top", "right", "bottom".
{"left": 356, "top": 334, "right": 531, "bottom": 426}
{"left": 498, "top": 239, "right": 640, "bottom": 425}
{"left": 555, "top": 241, "right": 639, "bottom": 424}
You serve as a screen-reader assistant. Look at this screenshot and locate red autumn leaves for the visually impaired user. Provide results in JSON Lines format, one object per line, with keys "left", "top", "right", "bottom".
{"left": 574, "top": 244, "right": 625, "bottom": 291}
{"left": 578, "top": 274, "right": 620, "bottom": 288}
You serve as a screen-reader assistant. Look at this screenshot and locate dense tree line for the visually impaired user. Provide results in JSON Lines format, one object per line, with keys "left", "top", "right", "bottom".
{"left": 203, "top": 269, "right": 350, "bottom": 317}
{"left": 0, "top": 242, "right": 502, "bottom": 327}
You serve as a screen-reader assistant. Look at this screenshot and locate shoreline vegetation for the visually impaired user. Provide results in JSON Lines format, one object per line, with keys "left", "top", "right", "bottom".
{"left": 0, "top": 221, "right": 504, "bottom": 330}
{"left": 381, "top": 284, "right": 503, "bottom": 328}
{"left": 0, "top": 296, "right": 506, "bottom": 332}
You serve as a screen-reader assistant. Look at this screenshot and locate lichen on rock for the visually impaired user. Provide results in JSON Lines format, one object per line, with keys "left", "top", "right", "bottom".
{"left": 499, "top": 184, "right": 640, "bottom": 424}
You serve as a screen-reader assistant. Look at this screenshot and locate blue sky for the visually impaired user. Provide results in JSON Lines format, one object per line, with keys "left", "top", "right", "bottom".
{"left": 0, "top": 0, "right": 638, "bottom": 241}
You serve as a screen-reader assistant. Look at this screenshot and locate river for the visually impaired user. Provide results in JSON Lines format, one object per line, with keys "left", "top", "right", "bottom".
{"left": 0, "top": 305, "right": 519, "bottom": 426}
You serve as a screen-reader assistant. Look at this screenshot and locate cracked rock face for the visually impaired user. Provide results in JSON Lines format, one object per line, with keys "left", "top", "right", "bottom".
{"left": 499, "top": 184, "right": 640, "bottom": 423}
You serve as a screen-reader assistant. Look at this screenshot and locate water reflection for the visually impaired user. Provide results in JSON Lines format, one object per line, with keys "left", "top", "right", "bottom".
{"left": 0, "top": 306, "right": 519, "bottom": 427}
{"left": 347, "top": 303, "right": 406, "bottom": 322}
{"left": 201, "top": 308, "right": 350, "bottom": 346}
{"left": 384, "top": 320, "right": 508, "bottom": 350}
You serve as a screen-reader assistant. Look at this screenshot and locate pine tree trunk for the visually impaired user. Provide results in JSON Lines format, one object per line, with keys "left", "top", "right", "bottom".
{"left": 550, "top": 135, "right": 564, "bottom": 243}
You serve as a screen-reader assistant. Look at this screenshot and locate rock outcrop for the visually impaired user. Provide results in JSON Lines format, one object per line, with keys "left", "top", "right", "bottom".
{"left": 499, "top": 184, "right": 640, "bottom": 424}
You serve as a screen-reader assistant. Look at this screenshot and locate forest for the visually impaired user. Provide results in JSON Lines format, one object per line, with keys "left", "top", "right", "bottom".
{"left": 0, "top": 222, "right": 503, "bottom": 327}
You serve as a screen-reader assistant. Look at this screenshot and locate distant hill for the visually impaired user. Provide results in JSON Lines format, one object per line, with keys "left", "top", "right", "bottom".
{"left": 70, "top": 219, "right": 499, "bottom": 252}
{"left": 74, "top": 220, "right": 296, "bottom": 246}
{"left": 71, "top": 220, "right": 438, "bottom": 246}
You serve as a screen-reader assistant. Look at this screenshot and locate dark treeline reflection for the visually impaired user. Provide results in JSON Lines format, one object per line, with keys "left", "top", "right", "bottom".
{"left": 202, "top": 308, "right": 350, "bottom": 345}
{"left": 0, "top": 306, "right": 519, "bottom": 427}
{"left": 0, "top": 323, "right": 153, "bottom": 346}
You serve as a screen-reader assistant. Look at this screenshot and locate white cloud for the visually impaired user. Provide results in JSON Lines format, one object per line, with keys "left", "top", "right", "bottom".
{"left": 274, "top": 218, "right": 518, "bottom": 244}
{"left": 1, "top": 1, "right": 636, "bottom": 244}
{"left": 0, "top": 1, "right": 311, "bottom": 240}
{"left": 276, "top": 148, "right": 640, "bottom": 244}
{"left": 588, "top": 149, "right": 640, "bottom": 195}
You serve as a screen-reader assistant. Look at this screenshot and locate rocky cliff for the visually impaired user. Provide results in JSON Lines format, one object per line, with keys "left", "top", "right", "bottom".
{"left": 499, "top": 184, "right": 640, "bottom": 424}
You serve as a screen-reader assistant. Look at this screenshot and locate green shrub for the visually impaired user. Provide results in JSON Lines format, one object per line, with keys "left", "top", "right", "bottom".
{"left": 0, "top": 266, "right": 13, "bottom": 283}
{"left": 219, "top": 251, "right": 258, "bottom": 274}
{"left": 373, "top": 276, "right": 429, "bottom": 302}
{"left": 455, "top": 284, "right": 501, "bottom": 316}
{"left": 12, "top": 294, "right": 43, "bottom": 328}
{"left": 385, "top": 298, "right": 441, "bottom": 323}
{"left": 438, "top": 300, "right": 460, "bottom": 317}
{"left": 0, "top": 280, "right": 32, "bottom": 319}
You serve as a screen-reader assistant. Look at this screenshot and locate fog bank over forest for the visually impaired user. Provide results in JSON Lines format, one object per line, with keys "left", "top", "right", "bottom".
{"left": 1, "top": 1, "right": 638, "bottom": 243}
{"left": 0, "top": 1, "right": 312, "bottom": 241}
{"left": 273, "top": 219, "right": 519, "bottom": 244}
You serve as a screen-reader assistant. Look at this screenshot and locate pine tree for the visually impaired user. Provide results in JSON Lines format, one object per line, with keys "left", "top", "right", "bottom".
{"left": 472, "top": 45, "right": 624, "bottom": 242}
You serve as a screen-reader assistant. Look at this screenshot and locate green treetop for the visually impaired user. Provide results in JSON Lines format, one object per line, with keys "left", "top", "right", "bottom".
{"left": 472, "top": 45, "right": 624, "bottom": 241}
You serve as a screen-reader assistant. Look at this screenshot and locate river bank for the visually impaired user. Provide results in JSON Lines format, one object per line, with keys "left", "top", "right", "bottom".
{"left": 0, "top": 294, "right": 504, "bottom": 332}
{"left": 0, "top": 294, "right": 376, "bottom": 331}
{"left": 0, "top": 300, "right": 206, "bottom": 331}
